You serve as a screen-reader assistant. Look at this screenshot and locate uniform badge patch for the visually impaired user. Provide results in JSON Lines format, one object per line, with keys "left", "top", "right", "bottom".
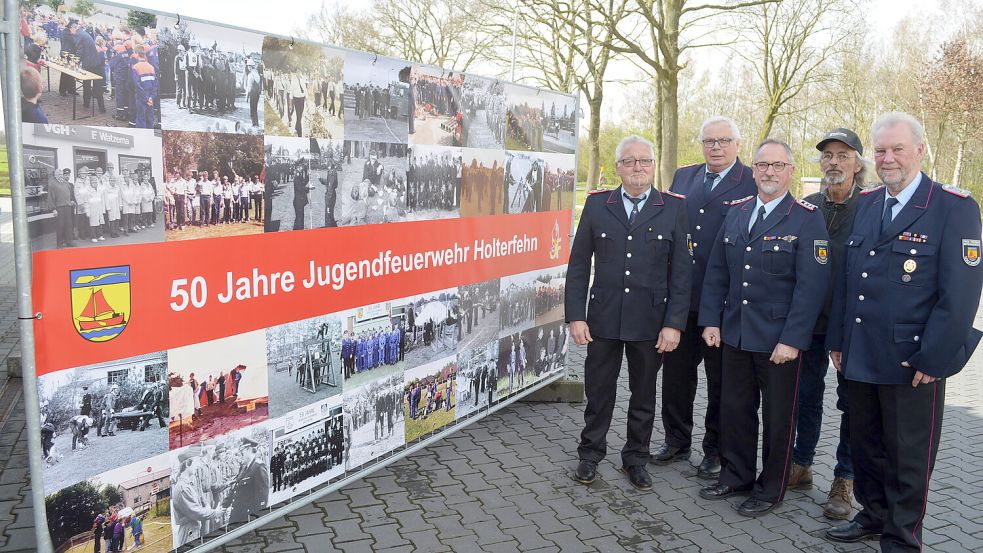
{"left": 814, "top": 240, "right": 829, "bottom": 264}
{"left": 963, "top": 239, "right": 981, "bottom": 266}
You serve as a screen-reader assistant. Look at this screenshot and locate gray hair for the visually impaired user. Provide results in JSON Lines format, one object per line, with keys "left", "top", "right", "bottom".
{"left": 699, "top": 116, "right": 742, "bottom": 141}
{"left": 755, "top": 139, "right": 794, "bottom": 163}
{"left": 871, "top": 111, "right": 926, "bottom": 146}
{"left": 855, "top": 153, "right": 874, "bottom": 188}
{"left": 614, "top": 135, "right": 655, "bottom": 163}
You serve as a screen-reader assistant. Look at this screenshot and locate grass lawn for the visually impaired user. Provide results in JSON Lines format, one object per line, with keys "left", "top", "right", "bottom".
{"left": 0, "top": 143, "right": 9, "bottom": 196}
{"left": 403, "top": 381, "right": 456, "bottom": 442}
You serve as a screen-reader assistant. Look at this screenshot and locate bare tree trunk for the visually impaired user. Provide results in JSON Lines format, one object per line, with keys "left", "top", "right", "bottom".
{"left": 660, "top": 72, "right": 679, "bottom": 190}
{"left": 653, "top": 78, "right": 664, "bottom": 183}
{"left": 953, "top": 138, "right": 966, "bottom": 187}
{"left": 758, "top": 109, "right": 777, "bottom": 143}
{"left": 587, "top": 95, "right": 603, "bottom": 191}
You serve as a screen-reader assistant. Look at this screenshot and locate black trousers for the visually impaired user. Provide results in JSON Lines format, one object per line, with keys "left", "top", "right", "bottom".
{"left": 578, "top": 336, "right": 661, "bottom": 467}
{"left": 718, "top": 344, "right": 800, "bottom": 503}
{"left": 849, "top": 379, "right": 944, "bottom": 553}
{"left": 660, "top": 311, "right": 723, "bottom": 457}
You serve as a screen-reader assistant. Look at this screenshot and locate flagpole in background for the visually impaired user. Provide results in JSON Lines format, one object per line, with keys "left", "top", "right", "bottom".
{"left": 0, "top": 0, "right": 54, "bottom": 550}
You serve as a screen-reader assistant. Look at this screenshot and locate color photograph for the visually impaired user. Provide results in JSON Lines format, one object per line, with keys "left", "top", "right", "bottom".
{"left": 44, "top": 451, "right": 172, "bottom": 553}
{"left": 263, "top": 37, "right": 344, "bottom": 139}
{"left": 156, "top": 16, "right": 264, "bottom": 134}
{"left": 167, "top": 330, "right": 270, "bottom": 450}
{"left": 409, "top": 66, "right": 463, "bottom": 146}
{"left": 505, "top": 84, "right": 543, "bottom": 151}
{"left": 403, "top": 357, "right": 458, "bottom": 443}
{"left": 38, "top": 352, "right": 168, "bottom": 495}
{"left": 339, "top": 300, "right": 407, "bottom": 391}
{"left": 459, "top": 147, "right": 506, "bottom": 218}
{"left": 533, "top": 265, "right": 566, "bottom": 325}
{"left": 23, "top": 124, "right": 164, "bottom": 252}
{"left": 266, "top": 313, "right": 343, "bottom": 418}
{"left": 343, "top": 51, "right": 410, "bottom": 143}
{"left": 541, "top": 152, "right": 576, "bottom": 213}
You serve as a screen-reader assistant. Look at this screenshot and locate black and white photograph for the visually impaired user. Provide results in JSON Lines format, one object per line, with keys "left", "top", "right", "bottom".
{"left": 336, "top": 140, "right": 409, "bottom": 226}
{"left": 340, "top": 301, "right": 408, "bottom": 391}
{"left": 541, "top": 153, "right": 576, "bottom": 213}
{"left": 409, "top": 66, "right": 463, "bottom": 146}
{"left": 343, "top": 373, "right": 405, "bottom": 470}
{"left": 44, "top": 451, "right": 173, "bottom": 553}
{"left": 459, "top": 148, "right": 506, "bottom": 218}
{"left": 500, "top": 269, "right": 538, "bottom": 337}
{"left": 264, "top": 136, "right": 345, "bottom": 231}
{"left": 504, "top": 151, "right": 545, "bottom": 214}
{"left": 406, "top": 144, "right": 462, "bottom": 221}
{"left": 156, "top": 16, "right": 264, "bottom": 134}
{"left": 541, "top": 91, "right": 577, "bottom": 153}
{"left": 533, "top": 265, "right": 566, "bottom": 325}
{"left": 38, "top": 352, "right": 169, "bottom": 495}
{"left": 23, "top": 124, "right": 164, "bottom": 252}
{"left": 523, "top": 320, "right": 568, "bottom": 379}
{"left": 403, "top": 357, "right": 457, "bottom": 443}
{"left": 20, "top": 5, "right": 160, "bottom": 128}
{"left": 269, "top": 396, "right": 346, "bottom": 504}
{"left": 168, "top": 330, "right": 270, "bottom": 450}
{"left": 169, "top": 423, "right": 270, "bottom": 548}
{"left": 460, "top": 75, "right": 506, "bottom": 149}
{"left": 343, "top": 51, "right": 410, "bottom": 143}
{"left": 505, "top": 85, "right": 543, "bottom": 152}
{"left": 458, "top": 278, "right": 501, "bottom": 353}
{"left": 263, "top": 37, "right": 344, "bottom": 139}
{"left": 455, "top": 342, "right": 498, "bottom": 420}
{"left": 266, "top": 313, "right": 343, "bottom": 418}
{"left": 161, "top": 130, "right": 265, "bottom": 240}
{"left": 392, "top": 288, "right": 461, "bottom": 370}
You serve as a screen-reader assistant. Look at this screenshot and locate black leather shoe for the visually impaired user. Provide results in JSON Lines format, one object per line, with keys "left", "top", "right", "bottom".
{"left": 573, "top": 460, "right": 597, "bottom": 485}
{"left": 736, "top": 497, "right": 779, "bottom": 517}
{"left": 826, "top": 521, "right": 882, "bottom": 543}
{"left": 650, "top": 444, "right": 691, "bottom": 465}
{"left": 622, "top": 465, "right": 652, "bottom": 491}
{"left": 696, "top": 455, "right": 721, "bottom": 479}
{"left": 699, "top": 482, "right": 752, "bottom": 500}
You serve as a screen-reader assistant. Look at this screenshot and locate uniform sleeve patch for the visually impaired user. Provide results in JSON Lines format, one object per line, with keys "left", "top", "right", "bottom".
{"left": 963, "top": 239, "right": 981, "bottom": 266}
{"left": 814, "top": 240, "right": 829, "bottom": 264}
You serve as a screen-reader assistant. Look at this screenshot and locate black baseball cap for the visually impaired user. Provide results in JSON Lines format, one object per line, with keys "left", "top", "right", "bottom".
{"left": 816, "top": 128, "right": 863, "bottom": 156}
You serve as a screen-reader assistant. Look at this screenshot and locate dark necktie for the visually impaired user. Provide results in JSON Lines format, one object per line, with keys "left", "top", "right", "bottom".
{"left": 704, "top": 172, "right": 719, "bottom": 196}
{"left": 625, "top": 194, "right": 644, "bottom": 225}
{"left": 882, "top": 197, "right": 899, "bottom": 233}
{"left": 750, "top": 205, "right": 766, "bottom": 236}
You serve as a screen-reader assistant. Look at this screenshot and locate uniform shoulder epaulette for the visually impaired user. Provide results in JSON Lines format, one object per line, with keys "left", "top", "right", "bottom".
{"left": 796, "top": 199, "right": 817, "bottom": 211}
{"left": 664, "top": 190, "right": 685, "bottom": 199}
{"left": 860, "top": 185, "right": 884, "bottom": 196}
{"left": 941, "top": 184, "right": 972, "bottom": 198}
{"left": 679, "top": 162, "right": 698, "bottom": 169}
{"left": 587, "top": 188, "right": 610, "bottom": 196}
{"left": 725, "top": 195, "right": 754, "bottom": 205}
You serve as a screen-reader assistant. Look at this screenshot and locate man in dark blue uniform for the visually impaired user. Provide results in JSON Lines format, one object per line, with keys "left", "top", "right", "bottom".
{"left": 565, "top": 135, "right": 691, "bottom": 490}
{"left": 826, "top": 112, "right": 983, "bottom": 551}
{"left": 698, "top": 139, "right": 829, "bottom": 516}
{"left": 656, "top": 116, "right": 757, "bottom": 477}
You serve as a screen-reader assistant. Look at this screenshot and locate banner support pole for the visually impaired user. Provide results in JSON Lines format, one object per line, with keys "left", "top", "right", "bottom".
{"left": 0, "top": 1, "right": 54, "bottom": 551}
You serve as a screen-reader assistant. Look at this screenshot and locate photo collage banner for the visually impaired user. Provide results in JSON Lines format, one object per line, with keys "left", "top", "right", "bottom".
{"left": 21, "top": 2, "right": 577, "bottom": 552}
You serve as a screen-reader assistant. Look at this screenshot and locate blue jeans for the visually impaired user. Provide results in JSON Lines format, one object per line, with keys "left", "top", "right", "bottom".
{"left": 791, "top": 333, "right": 854, "bottom": 480}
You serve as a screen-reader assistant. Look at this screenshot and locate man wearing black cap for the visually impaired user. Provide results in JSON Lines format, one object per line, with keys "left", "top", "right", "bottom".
{"left": 228, "top": 437, "right": 270, "bottom": 523}
{"left": 786, "top": 128, "right": 867, "bottom": 520}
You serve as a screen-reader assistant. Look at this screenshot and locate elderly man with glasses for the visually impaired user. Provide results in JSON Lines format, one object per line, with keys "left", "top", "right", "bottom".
{"left": 656, "top": 116, "right": 758, "bottom": 478}
{"left": 697, "top": 139, "right": 829, "bottom": 516}
{"left": 565, "top": 135, "right": 691, "bottom": 490}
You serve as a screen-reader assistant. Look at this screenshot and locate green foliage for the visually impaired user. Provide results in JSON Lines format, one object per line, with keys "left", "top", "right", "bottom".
{"left": 45, "top": 480, "right": 104, "bottom": 547}
{"left": 72, "top": 0, "right": 94, "bottom": 16}
{"left": 126, "top": 9, "right": 157, "bottom": 31}
{"left": 47, "top": 0, "right": 65, "bottom": 11}
{"left": 102, "top": 484, "right": 123, "bottom": 508}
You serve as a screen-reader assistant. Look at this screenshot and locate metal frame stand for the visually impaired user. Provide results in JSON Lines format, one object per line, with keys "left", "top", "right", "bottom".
{"left": 0, "top": 0, "right": 55, "bottom": 550}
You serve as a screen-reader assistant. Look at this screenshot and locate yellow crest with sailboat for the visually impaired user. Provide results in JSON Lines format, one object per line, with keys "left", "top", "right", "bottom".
{"left": 70, "top": 266, "right": 131, "bottom": 342}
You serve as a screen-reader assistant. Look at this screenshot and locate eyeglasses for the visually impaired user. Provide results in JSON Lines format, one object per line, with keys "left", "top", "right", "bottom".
{"left": 617, "top": 158, "right": 654, "bottom": 168}
{"left": 821, "top": 152, "right": 853, "bottom": 162}
{"left": 701, "top": 138, "right": 734, "bottom": 148}
{"left": 753, "top": 161, "right": 791, "bottom": 172}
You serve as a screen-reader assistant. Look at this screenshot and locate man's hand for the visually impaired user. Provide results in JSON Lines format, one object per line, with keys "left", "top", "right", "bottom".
{"left": 570, "top": 321, "right": 592, "bottom": 346}
{"left": 770, "top": 343, "right": 800, "bottom": 364}
{"left": 702, "top": 326, "right": 721, "bottom": 348}
{"left": 903, "top": 361, "right": 937, "bottom": 387}
{"left": 830, "top": 351, "right": 842, "bottom": 372}
{"left": 656, "top": 327, "right": 681, "bottom": 353}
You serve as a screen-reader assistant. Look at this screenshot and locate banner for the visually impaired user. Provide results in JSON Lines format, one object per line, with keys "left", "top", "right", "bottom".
{"left": 22, "top": 2, "right": 576, "bottom": 552}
